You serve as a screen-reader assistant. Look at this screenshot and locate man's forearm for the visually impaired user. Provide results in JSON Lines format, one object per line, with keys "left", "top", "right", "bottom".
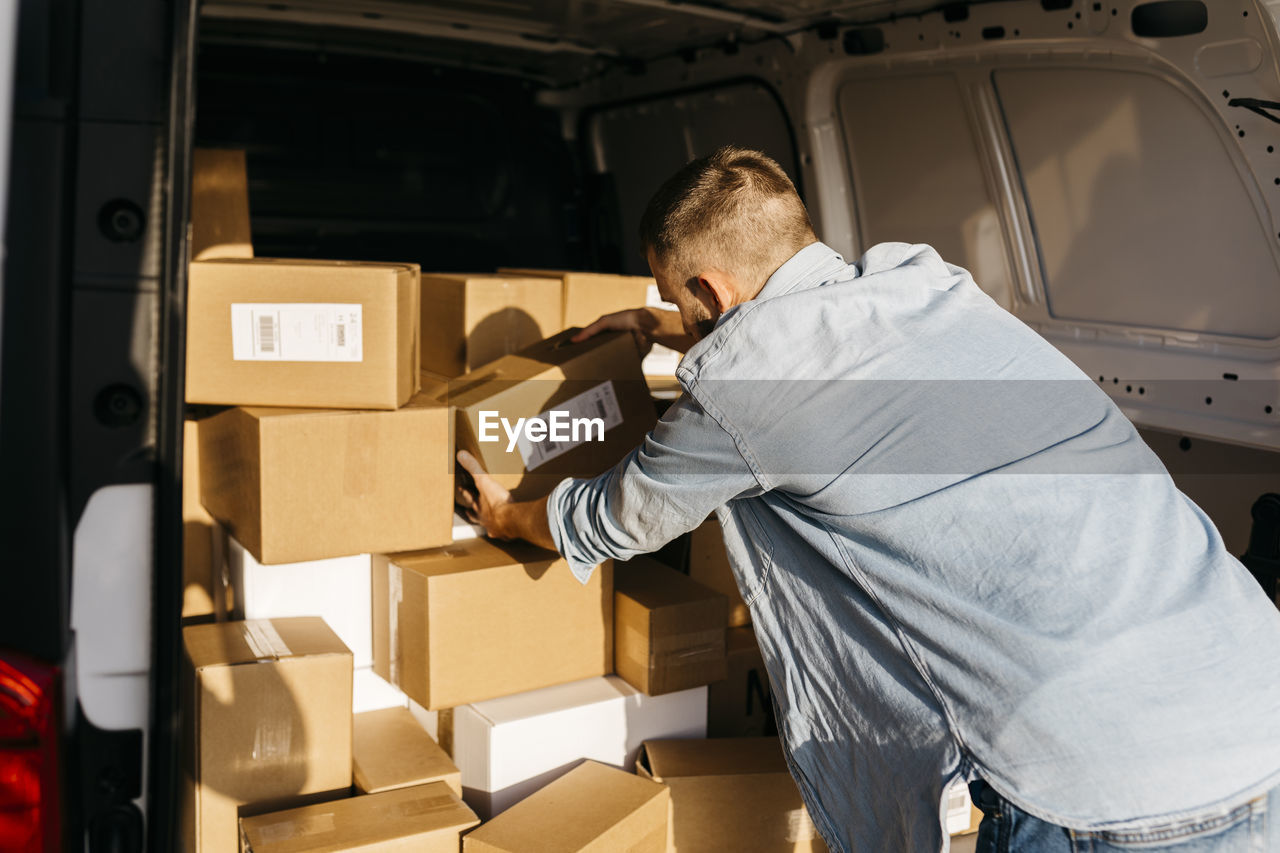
{"left": 493, "top": 495, "right": 556, "bottom": 551}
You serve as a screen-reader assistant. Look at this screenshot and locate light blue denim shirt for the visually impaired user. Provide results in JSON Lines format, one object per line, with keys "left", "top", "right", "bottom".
{"left": 547, "top": 241, "right": 1280, "bottom": 852}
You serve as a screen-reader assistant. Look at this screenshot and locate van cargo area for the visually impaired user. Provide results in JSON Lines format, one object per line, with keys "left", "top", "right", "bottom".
{"left": 2, "top": 0, "right": 1280, "bottom": 850}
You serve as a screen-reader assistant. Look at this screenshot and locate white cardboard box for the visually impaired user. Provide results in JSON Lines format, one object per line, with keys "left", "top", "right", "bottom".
{"left": 227, "top": 536, "right": 374, "bottom": 668}
{"left": 452, "top": 674, "right": 706, "bottom": 819}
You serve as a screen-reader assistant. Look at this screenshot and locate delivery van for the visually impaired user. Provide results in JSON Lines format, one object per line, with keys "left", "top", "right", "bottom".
{"left": 2, "top": 0, "right": 1279, "bottom": 849}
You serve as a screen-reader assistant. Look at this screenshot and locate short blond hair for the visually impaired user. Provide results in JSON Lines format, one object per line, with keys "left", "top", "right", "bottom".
{"left": 639, "top": 146, "right": 816, "bottom": 293}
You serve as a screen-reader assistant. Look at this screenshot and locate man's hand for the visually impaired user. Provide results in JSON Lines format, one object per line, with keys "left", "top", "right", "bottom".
{"left": 571, "top": 307, "right": 694, "bottom": 355}
{"left": 455, "top": 450, "right": 556, "bottom": 551}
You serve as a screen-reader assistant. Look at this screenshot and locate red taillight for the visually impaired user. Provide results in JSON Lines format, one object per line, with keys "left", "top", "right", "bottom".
{"left": 0, "top": 653, "right": 60, "bottom": 853}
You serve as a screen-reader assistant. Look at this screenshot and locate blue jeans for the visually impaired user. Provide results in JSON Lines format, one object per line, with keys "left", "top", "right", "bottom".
{"left": 970, "top": 780, "right": 1278, "bottom": 851}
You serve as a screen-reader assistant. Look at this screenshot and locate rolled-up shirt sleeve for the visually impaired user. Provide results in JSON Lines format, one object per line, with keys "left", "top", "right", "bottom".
{"left": 547, "top": 392, "right": 762, "bottom": 583}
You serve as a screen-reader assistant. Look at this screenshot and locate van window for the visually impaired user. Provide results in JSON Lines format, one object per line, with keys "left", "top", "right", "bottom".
{"left": 838, "top": 72, "right": 1014, "bottom": 309}
{"left": 994, "top": 66, "right": 1280, "bottom": 340}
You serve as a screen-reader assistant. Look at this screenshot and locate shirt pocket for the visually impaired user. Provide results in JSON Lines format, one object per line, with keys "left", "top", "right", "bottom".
{"left": 724, "top": 498, "right": 777, "bottom": 606}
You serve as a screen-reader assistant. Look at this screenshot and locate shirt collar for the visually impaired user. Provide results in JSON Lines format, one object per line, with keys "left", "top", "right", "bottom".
{"left": 711, "top": 241, "right": 848, "bottom": 331}
{"left": 756, "top": 241, "right": 849, "bottom": 302}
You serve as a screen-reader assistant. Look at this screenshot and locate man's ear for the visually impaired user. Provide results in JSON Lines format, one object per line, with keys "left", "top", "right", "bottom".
{"left": 695, "top": 270, "right": 736, "bottom": 314}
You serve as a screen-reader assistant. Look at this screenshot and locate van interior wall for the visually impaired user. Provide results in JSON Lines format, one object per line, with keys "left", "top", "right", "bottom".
{"left": 193, "top": 42, "right": 594, "bottom": 272}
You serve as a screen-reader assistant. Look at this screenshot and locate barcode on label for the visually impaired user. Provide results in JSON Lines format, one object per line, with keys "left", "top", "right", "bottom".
{"left": 231, "top": 303, "right": 363, "bottom": 362}
{"left": 257, "top": 315, "right": 277, "bottom": 354}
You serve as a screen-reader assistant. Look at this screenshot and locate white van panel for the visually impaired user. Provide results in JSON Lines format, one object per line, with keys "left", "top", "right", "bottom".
{"left": 839, "top": 71, "right": 1015, "bottom": 309}
{"left": 71, "top": 483, "right": 153, "bottom": 731}
{"left": 996, "top": 65, "right": 1280, "bottom": 340}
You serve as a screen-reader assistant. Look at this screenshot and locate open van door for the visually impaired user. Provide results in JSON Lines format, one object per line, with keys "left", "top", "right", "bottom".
{"left": 1, "top": 0, "right": 196, "bottom": 849}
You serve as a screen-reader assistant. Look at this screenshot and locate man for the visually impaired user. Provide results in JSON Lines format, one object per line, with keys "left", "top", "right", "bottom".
{"left": 456, "top": 146, "right": 1280, "bottom": 852}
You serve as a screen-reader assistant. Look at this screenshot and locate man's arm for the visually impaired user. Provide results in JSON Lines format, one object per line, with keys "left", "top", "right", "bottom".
{"left": 459, "top": 393, "right": 760, "bottom": 582}
{"left": 455, "top": 450, "right": 555, "bottom": 550}
{"left": 570, "top": 307, "right": 695, "bottom": 354}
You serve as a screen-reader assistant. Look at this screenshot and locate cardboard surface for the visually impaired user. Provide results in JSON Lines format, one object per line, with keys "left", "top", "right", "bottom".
{"left": 451, "top": 675, "right": 705, "bottom": 820}
{"left": 614, "top": 556, "right": 728, "bottom": 696}
{"left": 688, "top": 521, "right": 750, "bottom": 628}
{"left": 463, "top": 760, "right": 669, "bottom": 853}
{"left": 183, "top": 418, "right": 224, "bottom": 623}
{"left": 198, "top": 391, "right": 452, "bottom": 564}
{"left": 419, "top": 273, "right": 562, "bottom": 377}
{"left": 498, "top": 267, "right": 683, "bottom": 378}
{"left": 637, "top": 738, "right": 828, "bottom": 853}
{"left": 372, "top": 538, "right": 612, "bottom": 711}
{"left": 181, "top": 617, "right": 353, "bottom": 853}
{"left": 239, "top": 781, "right": 479, "bottom": 853}
{"left": 190, "top": 148, "right": 253, "bottom": 261}
{"left": 353, "top": 707, "right": 461, "bottom": 797}
{"left": 497, "top": 267, "right": 652, "bottom": 332}
{"left": 446, "top": 328, "right": 656, "bottom": 501}
{"left": 707, "top": 626, "right": 775, "bottom": 738}
{"left": 187, "top": 258, "right": 420, "bottom": 409}
{"left": 227, "top": 539, "right": 376, "bottom": 668}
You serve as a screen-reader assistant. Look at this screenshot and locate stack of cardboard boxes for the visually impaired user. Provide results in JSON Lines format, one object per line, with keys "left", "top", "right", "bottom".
{"left": 180, "top": 150, "right": 978, "bottom": 851}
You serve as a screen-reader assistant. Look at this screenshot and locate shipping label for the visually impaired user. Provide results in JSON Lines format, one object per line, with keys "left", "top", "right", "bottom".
{"left": 475, "top": 380, "right": 623, "bottom": 471}
{"left": 231, "top": 302, "right": 363, "bottom": 362}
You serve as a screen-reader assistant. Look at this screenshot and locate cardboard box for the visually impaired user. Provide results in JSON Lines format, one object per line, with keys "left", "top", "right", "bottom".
{"left": 419, "top": 273, "right": 562, "bottom": 377}
{"left": 446, "top": 328, "right": 656, "bottom": 501}
{"left": 499, "top": 267, "right": 684, "bottom": 379}
{"left": 190, "top": 148, "right": 253, "bottom": 261}
{"left": 497, "top": 267, "right": 651, "bottom": 331}
{"left": 239, "top": 781, "right": 479, "bottom": 853}
{"left": 180, "top": 617, "right": 353, "bottom": 853}
{"left": 183, "top": 418, "right": 223, "bottom": 623}
{"left": 615, "top": 556, "right": 727, "bottom": 696}
{"left": 463, "top": 760, "right": 669, "bottom": 852}
{"left": 227, "top": 538, "right": 376, "bottom": 668}
{"left": 354, "top": 707, "right": 461, "bottom": 797}
{"left": 372, "top": 538, "right": 612, "bottom": 711}
{"left": 198, "top": 390, "right": 452, "bottom": 564}
{"left": 187, "top": 258, "right": 421, "bottom": 409}
{"left": 637, "top": 738, "right": 827, "bottom": 853}
{"left": 707, "top": 626, "right": 776, "bottom": 738}
{"left": 452, "top": 674, "right": 704, "bottom": 820}
{"left": 688, "top": 520, "right": 749, "bottom": 627}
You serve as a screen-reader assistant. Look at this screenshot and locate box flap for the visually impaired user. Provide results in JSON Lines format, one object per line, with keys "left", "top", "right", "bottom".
{"left": 640, "top": 737, "right": 787, "bottom": 780}
{"left": 239, "top": 781, "right": 478, "bottom": 851}
{"left": 183, "top": 617, "right": 350, "bottom": 670}
{"left": 388, "top": 538, "right": 561, "bottom": 580}
{"left": 462, "top": 760, "right": 667, "bottom": 851}
{"left": 353, "top": 707, "right": 459, "bottom": 794}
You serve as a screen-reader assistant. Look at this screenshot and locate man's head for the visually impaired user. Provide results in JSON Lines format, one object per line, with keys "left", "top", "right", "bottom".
{"left": 639, "top": 145, "right": 816, "bottom": 340}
